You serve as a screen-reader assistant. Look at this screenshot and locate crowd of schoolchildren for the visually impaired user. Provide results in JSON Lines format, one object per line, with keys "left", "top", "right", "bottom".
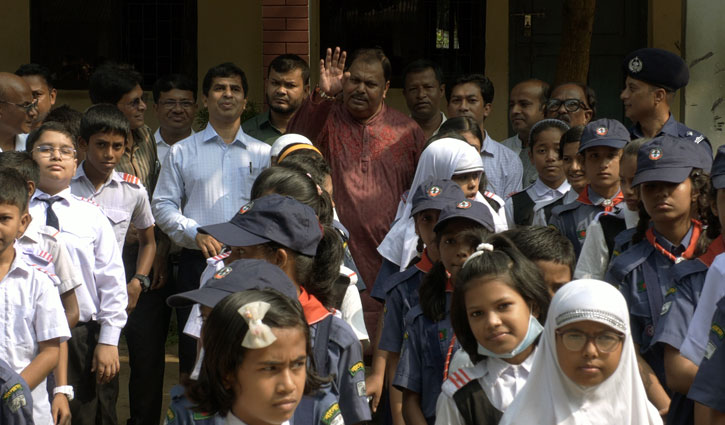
{"left": 2, "top": 44, "right": 725, "bottom": 425}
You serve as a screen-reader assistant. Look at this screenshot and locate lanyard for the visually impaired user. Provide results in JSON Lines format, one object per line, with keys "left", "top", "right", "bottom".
{"left": 443, "top": 335, "right": 457, "bottom": 381}
{"left": 645, "top": 220, "right": 702, "bottom": 264}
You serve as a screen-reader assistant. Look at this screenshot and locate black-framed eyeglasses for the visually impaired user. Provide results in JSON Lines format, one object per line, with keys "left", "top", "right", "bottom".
{"left": 556, "top": 329, "right": 624, "bottom": 353}
{"left": 0, "top": 98, "right": 39, "bottom": 114}
{"left": 33, "top": 145, "right": 77, "bottom": 159}
{"left": 545, "top": 98, "right": 589, "bottom": 113}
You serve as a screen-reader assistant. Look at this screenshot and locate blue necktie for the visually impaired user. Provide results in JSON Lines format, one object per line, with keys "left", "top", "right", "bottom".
{"left": 41, "top": 197, "right": 61, "bottom": 230}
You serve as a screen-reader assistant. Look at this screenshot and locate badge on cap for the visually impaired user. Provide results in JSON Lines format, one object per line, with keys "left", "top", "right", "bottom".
{"left": 628, "top": 56, "right": 643, "bottom": 73}
{"left": 239, "top": 202, "right": 254, "bottom": 214}
{"left": 649, "top": 147, "right": 663, "bottom": 161}
{"left": 427, "top": 186, "right": 441, "bottom": 197}
{"left": 214, "top": 266, "right": 233, "bottom": 279}
{"left": 456, "top": 200, "right": 472, "bottom": 209}
{"left": 596, "top": 127, "right": 608, "bottom": 136}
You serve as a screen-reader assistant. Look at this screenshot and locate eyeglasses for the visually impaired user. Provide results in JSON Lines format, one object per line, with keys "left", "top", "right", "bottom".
{"left": 0, "top": 98, "right": 39, "bottom": 114}
{"left": 556, "top": 329, "right": 624, "bottom": 353}
{"left": 33, "top": 145, "right": 77, "bottom": 159}
{"left": 159, "top": 100, "right": 196, "bottom": 110}
{"left": 125, "top": 94, "right": 148, "bottom": 109}
{"left": 545, "top": 98, "right": 589, "bottom": 113}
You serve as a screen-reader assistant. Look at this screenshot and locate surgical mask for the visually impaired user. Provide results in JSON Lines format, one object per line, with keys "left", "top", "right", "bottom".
{"left": 477, "top": 315, "right": 543, "bottom": 359}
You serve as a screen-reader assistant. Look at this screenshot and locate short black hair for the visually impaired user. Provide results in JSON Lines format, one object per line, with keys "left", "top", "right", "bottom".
{"left": 15, "top": 63, "right": 55, "bottom": 90}
{"left": 0, "top": 167, "right": 30, "bottom": 212}
{"left": 346, "top": 48, "right": 392, "bottom": 82}
{"left": 88, "top": 63, "right": 143, "bottom": 105}
{"left": 202, "top": 63, "right": 248, "bottom": 98}
{"left": 279, "top": 151, "right": 332, "bottom": 182}
{"left": 26, "top": 121, "right": 78, "bottom": 152}
{"left": 553, "top": 82, "right": 598, "bottom": 118}
{"left": 528, "top": 118, "right": 570, "bottom": 150}
{"left": 446, "top": 74, "right": 494, "bottom": 104}
{"left": 558, "top": 125, "right": 585, "bottom": 159}
{"left": 80, "top": 104, "right": 130, "bottom": 142}
{"left": 402, "top": 59, "right": 444, "bottom": 87}
{"left": 438, "top": 116, "right": 483, "bottom": 143}
{"left": 504, "top": 226, "right": 576, "bottom": 274}
{"left": 268, "top": 54, "right": 310, "bottom": 85}
{"left": 152, "top": 74, "right": 197, "bottom": 103}
{"left": 43, "top": 105, "right": 83, "bottom": 142}
{"left": 0, "top": 151, "right": 40, "bottom": 185}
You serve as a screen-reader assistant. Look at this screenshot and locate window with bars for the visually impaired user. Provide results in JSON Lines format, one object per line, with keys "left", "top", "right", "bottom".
{"left": 320, "top": 0, "right": 485, "bottom": 88}
{"left": 30, "top": 0, "right": 197, "bottom": 89}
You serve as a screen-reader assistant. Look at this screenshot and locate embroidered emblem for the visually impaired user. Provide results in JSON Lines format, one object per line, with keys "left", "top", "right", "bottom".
{"left": 427, "top": 186, "right": 441, "bottom": 197}
{"left": 456, "top": 200, "right": 472, "bottom": 209}
{"left": 577, "top": 228, "right": 586, "bottom": 240}
{"left": 637, "top": 280, "right": 647, "bottom": 292}
{"left": 595, "top": 127, "right": 608, "bottom": 136}
{"left": 628, "top": 56, "right": 643, "bottom": 73}
{"left": 321, "top": 403, "right": 341, "bottom": 425}
{"left": 2, "top": 384, "right": 26, "bottom": 414}
{"left": 165, "top": 407, "right": 176, "bottom": 424}
{"left": 356, "top": 381, "right": 367, "bottom": 397}
{"left": 438, "top": 328, "right": 447, "bottom": 341}
{"left": 649, "top": 148, "right": 662, "bottom": 161}
{"left": 666, "top": 287, "right": 677, "bottom": 297}
{"left": 214, "top": 266, "right": 232, "bottom": 279}
{"left": 349, "top": 361, "right": 364, "bottom": 377}
{"left": 192, "top": 412, "right": 214, "bottom": 420}
{"left": 239, "top": 202, "right": 254, "bottom": 214}
{"left": 712, "top": 323, "right": 724, "bottom": 340}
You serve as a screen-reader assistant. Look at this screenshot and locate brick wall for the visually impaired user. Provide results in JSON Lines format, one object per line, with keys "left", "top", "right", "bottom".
{"left": 262, "top": 0, "right": 310, "bottom": 88}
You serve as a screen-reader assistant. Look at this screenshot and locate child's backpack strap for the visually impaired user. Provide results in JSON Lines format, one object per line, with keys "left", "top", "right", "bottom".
{"left": 313, "top": 315, "right": 334, "bottom": 377}
{"left": 598, "top": 212, "right": 626, "bottom": 258}
{"left": 511, "top": 190, "right": 535, "bottom": 226}
{"left": 452, "top": 379, "right": 503, "bottom": 425}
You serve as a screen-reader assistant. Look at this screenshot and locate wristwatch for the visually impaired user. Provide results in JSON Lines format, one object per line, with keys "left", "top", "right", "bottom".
{"left": 53, "top": 385, "right": 74, "bottom": 401}
{"left": 134, "top": 273, "right": 151, "bottom": 292}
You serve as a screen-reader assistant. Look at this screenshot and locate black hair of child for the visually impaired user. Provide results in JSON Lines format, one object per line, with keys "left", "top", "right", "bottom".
{"left": 450, "top": 233, "right": 551, "bottom": 364}
{"left": 0, "top": 168, "right": 30, "bottom": 213}
{"left": 43, "top": 105, "right": 83, "bottom": 141}
{"left": 558, "top": 125, "right": 585, "bottom": 159}
{"left": 26, "top": 121, "right": 78, "bottom": 152}
{"left": 0, "top": 151, "right": 39, "bottom": 185}
{"left": 504, "top": 226, "right": 576, "bottom": 275}
{"left": 80, "top": 104, "right": 130, "bottom": 143}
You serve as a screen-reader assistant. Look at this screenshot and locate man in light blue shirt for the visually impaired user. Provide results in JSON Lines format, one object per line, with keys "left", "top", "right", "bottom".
{"left": 151, "top": 62, "right": 270, "bottom": 375}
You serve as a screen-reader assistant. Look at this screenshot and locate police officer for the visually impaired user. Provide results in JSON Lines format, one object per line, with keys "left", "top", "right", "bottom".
{"left": 621, "top": 47, "right": 712, "bottom": 153}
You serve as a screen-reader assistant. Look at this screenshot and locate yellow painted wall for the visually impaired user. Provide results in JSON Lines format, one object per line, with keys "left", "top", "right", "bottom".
{"left": 0, "top": 1, "right": 30, "bottom": 72}
{"left": 650, "top": 0, "right": 683, "bottom": 120}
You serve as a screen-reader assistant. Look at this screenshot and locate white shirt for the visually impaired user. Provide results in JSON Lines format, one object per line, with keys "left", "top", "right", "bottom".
{"left": 71, "top": 164, "right": 155, "bottom": 249}
{"left": 532, "top": 188, "right": 579, "bottom": 226}
{"left": 154, "top": 128, "right": 195, "bottom": 166}
{"left": 152, "top": 125, "right": 271, "bottom": 249}
{"left": 574, "top": 207, "right": 639, "bottom": 280}
{"left": 0, "top": 134, "right": 28, "bottom": 152}
{"left": 504, "top": 178, "right": 571, "bottom": 228}
{"left": 17, "top": 220, "right": 83, "bottom": 295}
{"left": 29, "top": 188, "right": 127, "bottom": 345}
{"left": 0, "top": 244, "right": 71, "bottom": 425}
{"left": 339, "top": 266, "right": 369, "bottom": 341}
{"left": 435, "top": 349, "right": 535, "bottom": 425}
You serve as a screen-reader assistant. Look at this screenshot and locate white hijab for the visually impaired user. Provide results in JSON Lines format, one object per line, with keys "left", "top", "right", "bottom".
{"left": 377, "top": 138, "right": 484, "bottom": 270}
{"left": 270, "top": 133, "right": 313, "bottom": 158}
{"left": 499, "top": 279, "right": 662, "bottom": 425}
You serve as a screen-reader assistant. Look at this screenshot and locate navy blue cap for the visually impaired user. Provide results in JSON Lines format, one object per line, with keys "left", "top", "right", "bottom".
{"left": 166, "top": 259, "right": 298, "bottom": 308}
{"left": 410, "top": 178, "right": 467, "bottom": 217}
{"left": 198, "top": 194, "right": 322, "bottom": 256}
{"left": 624, "top": 48, "right": 689, "bottom": 91}
{"left": 632, "top": 135, "right": 713, "bottom": 187}
{"left": 711, "top": 145, "right": 725, "bottom": 189}
{"left": 578, "top": 118, "right": 629, "bottom": 153}
{"left": 433, "top": 199, "right": 495, "bottom": 233}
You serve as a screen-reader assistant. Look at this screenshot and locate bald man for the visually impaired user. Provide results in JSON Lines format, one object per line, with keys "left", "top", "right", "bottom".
{"left": 0, "top": 73, "right": 38, "bottom": 152}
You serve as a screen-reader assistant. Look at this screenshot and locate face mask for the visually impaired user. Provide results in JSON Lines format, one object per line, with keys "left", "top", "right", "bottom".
{"left": 477, "top": 314, "right": 544, "bottom": 359}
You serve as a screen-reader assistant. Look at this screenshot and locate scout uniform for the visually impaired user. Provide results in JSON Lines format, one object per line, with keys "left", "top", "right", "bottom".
{"left": 0, "top": 359, "right": 34, "bottom": 425}
{"left": 687, "top": 296, "right": 725, "bottom": 412}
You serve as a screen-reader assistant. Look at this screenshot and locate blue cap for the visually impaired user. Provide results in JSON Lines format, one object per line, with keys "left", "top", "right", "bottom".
{"left": 711, "top": 145, "right": 725, "bottom": 189}
{"left": 433, "top": 199, "right": 495, "bottom": 233}
{"left": 166, "top": 259, "right": 298, "bottom": 308}
{"left": 624, "top": 48, "right": 689, "bottom": 91}
{"left": 578, "top": 118, "right": 629, "bottom": 153}
{"left": 632, "top": 135, "right": 713, "bottom": 187}
{"left": 410, "top": 179, "right": 467, "bottom": 217}
{"left": 198, "top": 194, "right": 322, "bottom": 256}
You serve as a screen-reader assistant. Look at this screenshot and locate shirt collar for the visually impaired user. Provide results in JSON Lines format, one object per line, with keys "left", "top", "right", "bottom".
{"left": 531, "top": 178, "right": 571, "bottom": 198}
{"left": 485, "top": 345, "right": 536, "bottom": 381}
{"left": 32, "top": 187, "right": 73, "bottom": 204}
{"left": 201, "top": 124, "right": 249, "bottom": 148}
{"left": 6, "top": 244, "right": 31, "bottom": 278}
{"left": 481, "top": 130, "right": 497, "bottom": 156}
{"left": 653, "top": 225, "right": 694, "bottom": 256}
{"left": 632, "top": 113, "right": 677, "bottom": 139}
{"left": 155, "top": 127, "right": 195, "bottom": 147}
{"left": 72, "top": 161, "right": 119, "bottom": 187}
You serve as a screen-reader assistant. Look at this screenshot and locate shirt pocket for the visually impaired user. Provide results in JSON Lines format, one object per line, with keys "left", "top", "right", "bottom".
{"left": 105, "top": 209, "right": 131, "bottom": 233}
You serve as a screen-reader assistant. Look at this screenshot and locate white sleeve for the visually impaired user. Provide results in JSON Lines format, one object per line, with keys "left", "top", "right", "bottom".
{"left": 340, "top": 284, "right": 369, "bottom": 341}
{"left": 93, "top": 210, "right": 128, "bottom": 346}
{"left": 574, "top": 220, "right": 608, "bottom": 280}
{"left": 504, "top": 197, "right": 515, "bottom": 229}
{"left": 435, "top": 390, "right": 466, "bottom": 425}
{"left": 49, "top": 237, "right": 83, "bottom": 294}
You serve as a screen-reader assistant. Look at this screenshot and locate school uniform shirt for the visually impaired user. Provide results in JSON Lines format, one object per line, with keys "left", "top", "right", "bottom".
{"left": 574, "top": 207, "right": 639, "bottom": 280}
{"left": 339, "top": 267, "right": 369, "bottom": 341}
{"left": 532, "top": 187, "right": 579, "bottom": 227}
{"left": 394, "top": 292, "right": 458, "bottom": 424}
{"left": 0, "top": 244, "right": 71, "bottom": 425}
{"left": 605, "top": 225, "right": 696, "bottom": 385}
{"left": 549, "top": 185, "right": 624, "bottom": 257}
{"left": 504, "top": 178, "right": 571, "bottom": 228}
{"left": 680, "top": 252, "right": 725, "bottom": 365}
{"left": 154, "top": 128, "right": 195, "bottom": 166}
{"left": 500, "top": 134, "right": 537, "bottom": 189}
{"left": 0, "top": 358, "right": 34, "bottom": 425}
{"left": 152, "top": 124, "right": 271, "bottom": 250}
{"left": 71, "top": 164, "right": 155, "bottom": 250}
{"left": 687, "top": 296, "right": 725, "bottom": 411}
{"left": 435, "top": 348, "right": 536, "bottom": 425}
{"left": 481, "top": 131, "right": 523, "bottom": 198}
{"left": 29, "top": 188, "right": 127, "bottom": 346}
{"left": 630, "top": 113, "right": 712, "bottom": 155}
{"left": 479, "top": 190, "right": 509, "bottom": 233}
{"left": 16, "top": 220, "right": 83, "bottom": 295}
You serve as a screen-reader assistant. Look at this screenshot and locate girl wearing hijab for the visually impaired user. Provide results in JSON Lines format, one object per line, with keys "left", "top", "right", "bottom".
{"left": 499, "top": 279, "right": 662, "bottom": 425}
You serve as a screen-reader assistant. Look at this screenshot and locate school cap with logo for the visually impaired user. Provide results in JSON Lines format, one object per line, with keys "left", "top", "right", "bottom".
{"left": 710, "top": 145, "right": 725, "bottom": 190}
{"left": 434, "top": 199, "right": 495, "bottom": 233}
{"left": 197, "top": 194, "right": 322, "bottom": 256}
{"left": 632, "top": 135, "right": 713, "bottom": 187}
{"left": 578, "top": 118, "right": 630, "bottom": 153}
{"left": 410, "top": 178, "right": 467, "bottom": 217}
{"left": 623, "top": 47, "right": 689, "bottom": 91}
{"left": 166, "top": 258, "right": 298, "bottom": 308}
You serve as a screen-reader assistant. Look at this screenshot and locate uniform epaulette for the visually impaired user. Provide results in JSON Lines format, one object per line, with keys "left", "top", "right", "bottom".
{"left": 671, "top": 257, "right": 708, "bottom": 282}
{"left": 24, "top": 260, "right": 60, "bottom": 284}
{"left": 206, "top": 251, "right": 231, "bottom": 265}
{"left": 74, "top": 195, "right": 101, "bottom": 208}
{"left": 382, "top": 265, "right": 420, "bottom": 295}
{"left": 483, "top": 191, "right": 505, "bottom": 207}
{"left": 607, "top": 241, "right": 653, "bottom": 282}
{"left": 441, "top": 362, "right": 486, "bottom": 396}
{"left": 119, "top": 172, "right": 141, "bottom": 186}
{"left": 23, "top": 248, "right": 53, "bottom": 265}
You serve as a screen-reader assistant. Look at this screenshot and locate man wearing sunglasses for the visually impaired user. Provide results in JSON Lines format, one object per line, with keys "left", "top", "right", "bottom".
{"left": 0, "top": 72, "right": 38, "bottom": 152}
{"left": 545, "top": 82, "right": 596, "bottom": 127}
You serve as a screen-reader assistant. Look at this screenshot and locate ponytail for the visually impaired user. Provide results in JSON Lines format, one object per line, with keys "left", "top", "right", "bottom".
{"left": 295, "top": 224, "right": 344, "bottom": 308}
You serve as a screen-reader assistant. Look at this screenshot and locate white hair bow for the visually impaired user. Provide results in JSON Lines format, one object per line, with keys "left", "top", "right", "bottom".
{"left": 462, "top": 242, "right": 494, "bottom": 267}
{"left": 238, "top": 301, "right": 277, "bottom": 349}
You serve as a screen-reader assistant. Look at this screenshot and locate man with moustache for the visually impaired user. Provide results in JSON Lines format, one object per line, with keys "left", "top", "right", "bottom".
{"left": 244, "top": 54, "right": 310, "bottom": 145}
{"left": 288, "top": 47, "right": 425, "bottom": 329}
{"left": 15, "top": 63, "right": 57, "bottom": 130}
{"left": 0, "top": 72, "right": 38, "bottom": 152}
{"left": 402, "top": 59, "right": 446, "bottom": 138}
{"left": 544, "top": 82, "right": 595, "bottom": 127}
